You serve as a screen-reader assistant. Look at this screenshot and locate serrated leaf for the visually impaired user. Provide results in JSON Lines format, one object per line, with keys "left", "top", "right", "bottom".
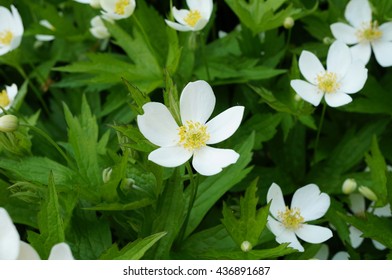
{"left": 222, "top": 178, "right": 269, "bottom": 248}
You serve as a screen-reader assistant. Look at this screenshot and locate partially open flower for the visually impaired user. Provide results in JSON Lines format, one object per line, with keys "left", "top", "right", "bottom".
{"left": 267, "top": 183, "right": 333, "bottom": 252}
{"left": 0, "top": 5, "right": 24, "bottom": 56}
{"left": 90, "top": 15, "right": 113, "bottom": 39}
{"left": 165, "top": 0, "right": 213, "bottom": 32}
{"left": 100, "top": 0, "right": 136, "bottom": 20}
{"left": 0, "top": 83, "right": 18, "bottom": 113}
{"left": 137, "top": 80, "right": 244, "bottom": 176}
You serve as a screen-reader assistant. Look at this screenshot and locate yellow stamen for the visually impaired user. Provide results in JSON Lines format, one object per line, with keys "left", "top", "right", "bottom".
{"left": 278, "top": 206, "right": 304, "bottom": 230}
{"left": 0, "top": 90, "right": 11, "bottom": 108}
{"left": 178, "top": 120, "right": 210, "bottom": 151}
{"left": 115, "top": 0, "right": 130, "bottom": 15}
{"left": 184, "top": 10, "right": 202, "bottom": 27}
{"left": 317, "top": 71, "right": 340, "bottom": 94}
{"left": 356, "top": 21, "right": 383, "bottom": 42}
{"left": 0, "top": 30, "right": 13, "bottom": 45}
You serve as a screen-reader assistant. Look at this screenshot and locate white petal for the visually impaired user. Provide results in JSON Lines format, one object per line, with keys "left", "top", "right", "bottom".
{"left": 290, "top": 80, "right": 324, "bottom": 106}
{"left": 0, "top": 46, "right": 11, "bottom": 56}
{"left": 313, "top": 244, "right": 329, "bottom": 260}
{"left": 345, "top": 0, "right": 372, "bottom": 28}
{"left": 326, "top": 41, "right": 351, "bottom": 79}
{"left": 48, "top": 243, "right": 74, "bottom": 260}
{"left": 372, "top": 240, "right": 386, "bottom": 250}
{"left": 148, "top": 146, "right": 192, "bottom": 168}
{"left": 373, "top": 203, "right": 391, "bottom": 217}
{"left": 268, "top": 219, "right": 304, "bottom": 252}
{"left": 11, "top": 5, "right": 24, "bottom": 35}
{"left": 137, "top": 102, "right": 179, "bottom": 147}
{"left": 348, "top": 193, "right": 366, "bottom": 215}
{"left": 0, "top": 208, "right": 20, "bottom": 260}
{"left": 379, "top": 22, "right": 392, "bottom": 41}
{"left": 192, "top": 18, "right": 209, "bottom": 31}
{"left": 192, "top": 146, "right": 239, "bottom": 176}
{"left": 180, "top": 80, "right": 216, "bottom": 124}
{"left": 5, "top": 83, "right": 18, "bottom": 101}
{"left": 0, "top": 7, "right": 13, "bottom": 29}
{"left": 172, "top": 7, "right": 190, "bottom": 26}
{"left": 291, "top": 184, "right": 330, "bottom": 222}
{"left": 164, "top": 20, "right": 192, "bottom": 32}
{"left": 339, "top": 61, "right": 368, "bottom": 94}
{"left": 332, "top": 251, "right": 350, "bottom": 260}
{"left": 324, "top": 91, "right": 353, "bottom": 107}
{"left": 295, "top": 224, "right": 333, "bottom": 244}
{"left": 266, "top": 183, "right": 287, "bottom": 218}
{"left": 350, "top": 42, "right": 372, "bottom": 65}
{"left": 349, "top": 226, "right": 364, "bottom": 248}
{"left": 371, "top": 40, "right": 392, "bottom": 67}
{"left": 330, "top": 23, "right": 359, "bottom": 44}
{"left": 205, "top": 106, "right": 244, "bottom": 144}
{"left": 298, "top": 51, "right": 325, "bottom": 84}
{"left": 17, "top": 241, "right": 41, "bottom": 260}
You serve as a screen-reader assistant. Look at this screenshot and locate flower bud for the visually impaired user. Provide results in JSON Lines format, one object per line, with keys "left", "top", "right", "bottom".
{"left": 0, "top": 115, "right": 19, "bottom": 132}
{"left": 283, "top": 17, "right": 295, "bottom": 29}
{"left": 358, "top": 186, "right": 377, "bottom": 201}
{"left": 342, "top": 178, "right": 357, "bottom": 194}
{"left": 102, "top": 167, "right": 112, "bottom": 183}
{"left": 90, "top": 0, "right": 101, "bottom": 9}
{"left": 240, "top": 241, "right": 252, "bottom": 252}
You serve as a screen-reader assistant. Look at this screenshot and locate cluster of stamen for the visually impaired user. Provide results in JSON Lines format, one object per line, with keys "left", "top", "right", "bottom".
{"left": 115, "top": 0, "right": 130, "bottom": 15}
{"left": 278, "top": 206, "right": 304, "bottom": 230}
{"left": 184, "top": 10, "right": 202, "bottom": 27}
{"left": 0, "top": 30, "right": 13, "bottom": 45}
{"left": 356, "top": 21, "right": 383, "bottom": 42}
{"left": 317, "top": 71, "right": 340, "bottom": 94}
{"left": 178, "top": 120, "right": 210, "bottom": 151}
{"left": 0, "top": 89, "right": 10, "bottom": 108}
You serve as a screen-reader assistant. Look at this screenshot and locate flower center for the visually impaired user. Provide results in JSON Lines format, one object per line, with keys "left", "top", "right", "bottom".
{"left": 278, "top": 206, "right": 304, "bottom": 230}
{"left": 0, "top": 90, "right": 11, "bottom": 108}
{"left": 178, "top": 120, "right": 210, "bottom": 151}
{"left": 115, "top": 0, "right": 130, "bottom": 15}
{"left": 0, "top": 30, "right": 13, "bottom": 45}
{"left": 356, "top": 21, "right": 383, "bottom": 42}
{"left": 184, "top": 10, "right": 202, "bottom": 27}
{"left": 317, "top": 71, "right": 340, "bottom": 94}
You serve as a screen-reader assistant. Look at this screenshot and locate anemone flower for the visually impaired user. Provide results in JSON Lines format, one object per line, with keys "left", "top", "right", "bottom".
{"left": 0, "top": 5, "right": 24, "bottom": 56}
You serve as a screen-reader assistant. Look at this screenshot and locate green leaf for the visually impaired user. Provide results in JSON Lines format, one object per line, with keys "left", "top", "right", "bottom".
{"left": 222, "top": 178, "right": 269, "bottom": 248}
{"left": 185, "top": 133, "right": 255, "bottom": 237}
{"left": 122, "top": 78, "right": 151, "bottom": 115}
{"left": 365, "top": 136, "right": 388, "bottom": 206}
{"left": 100, "top": 232, "right": 167, "bottom": 260}
{"left": 28, "top": 172, "right": 65, "bottom": 259}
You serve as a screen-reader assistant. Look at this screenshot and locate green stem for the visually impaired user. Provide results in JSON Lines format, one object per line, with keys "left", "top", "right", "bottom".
{"left": 20, "top": 124, "right": 72, "bottom": 165}
{"left": 199, "top": 32, "right": 211, "bottom": 81}
{"left": 314, "top": 102, "right": 327, "bottom": 161}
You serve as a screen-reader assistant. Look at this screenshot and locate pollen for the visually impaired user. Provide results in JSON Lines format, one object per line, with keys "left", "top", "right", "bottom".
{"left": 115, "top": 0, "right": 130, "bottom": 15}
{"left": 0, "top": 30, "right": 13, "bottom": 45}
{"left": 317, "top": 71, "right": 340, "bottom": 94}
{"left": 356, "top": 21, "right": 383, "bottom": 42}
{"left": 178, "top": 120, "right": 210, "bottom": 151}
{"left": 0, "top": 89, "right": 11, "bottom": 108}
{"left": 278, "top": 206, "right": 304, "bottom": 230}
{"left": 184, "top": 10, "right": 202, "bottom": 27}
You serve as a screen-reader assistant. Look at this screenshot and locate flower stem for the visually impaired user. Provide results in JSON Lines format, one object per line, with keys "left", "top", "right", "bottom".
{"left": 199, "top": 32, "right": 211, "bottom": 81}
{"left": 20, "top": 124, "right": 72, "bottom": 165}
{"left": 314, "top": 102, "right": 327, "bottom": 161}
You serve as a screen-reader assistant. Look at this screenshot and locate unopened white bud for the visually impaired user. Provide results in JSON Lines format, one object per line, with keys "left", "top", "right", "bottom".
{"left": 358, "top": 186, "right": 377, "bottom": 201}
{"left": 342, "top": 178, "right": 357, "bottom": 194}
{"left": 283, "top": 17, "right": 294, "bottom": 29}
{"left": 102, "top": 167, "right": 112, "bottom": 183}
{"left": 240, "top": 241, "right": 252, "bottom": 252}
{"left": 0, "top": 115, "right": 19, "bottom": 132}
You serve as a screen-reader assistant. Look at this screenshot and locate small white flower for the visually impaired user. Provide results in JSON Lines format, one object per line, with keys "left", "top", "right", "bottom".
{"left": 90, "top": 15, "right": 113, "bottom": 39}
{"left": 100, "top": 0, "right": 136, "bottom": 20}
{"left": 0, "top": 207, "right": 74, "bottom": 260}
{"left": 35, "top": 20, "right": 55, "bottom": 42}
{"left": 348, "top": 193, "right": 391, "bottom": 250}
{"left": 290, "top": 41, "right": 368, "bottom": 107}
{"left": 0, "top": 5, "right": 24, "bottom": 56}
{"left": 137, "top": 80, "right": 244, "bottom": 176}
{"left": 165, "top": 0, "right": 213, "bottom": 32}
{"left": 331, "top": 0, "right": 392, "bottom": 67}
{"left": 267, "top": 183, "right": 333, "bottom": 252}
{"left": 0, "top": 83, "right": 18, "bottom": 113}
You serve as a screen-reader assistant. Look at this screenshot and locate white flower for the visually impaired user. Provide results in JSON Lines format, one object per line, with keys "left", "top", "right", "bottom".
{"left": 348, "top": 193, "right": 391, "bottom": 250}
{"left": 165, "top": 0, "right": 213, "bottom": 32}
{"left": 267, "top": 183, "right": 333, "bottom": 252}
{"left": 330, "top": 0, "right": 392, "bottom": 67}
{"left": 137, "top": 80, "right": 244, "bottom": 176}
{"left": 90, "top": 15, "right": 113, "bottom": 39}
{"left": 0, "top": 207, "right": 74, "bottom": 260}
{"left": 0, "top": 83, "right": 18, "bottom": 113}
{"left": 100, "top": 0, "right": 136, "bottom": 20}
{"left": 290, "top": 41, "right": 368, "bottom": 107}
{"left": 35, "top": 20, "right": 55, "bottom": 42}
{"left": 0, "top": 5, "right": 24, "bottom": 56}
